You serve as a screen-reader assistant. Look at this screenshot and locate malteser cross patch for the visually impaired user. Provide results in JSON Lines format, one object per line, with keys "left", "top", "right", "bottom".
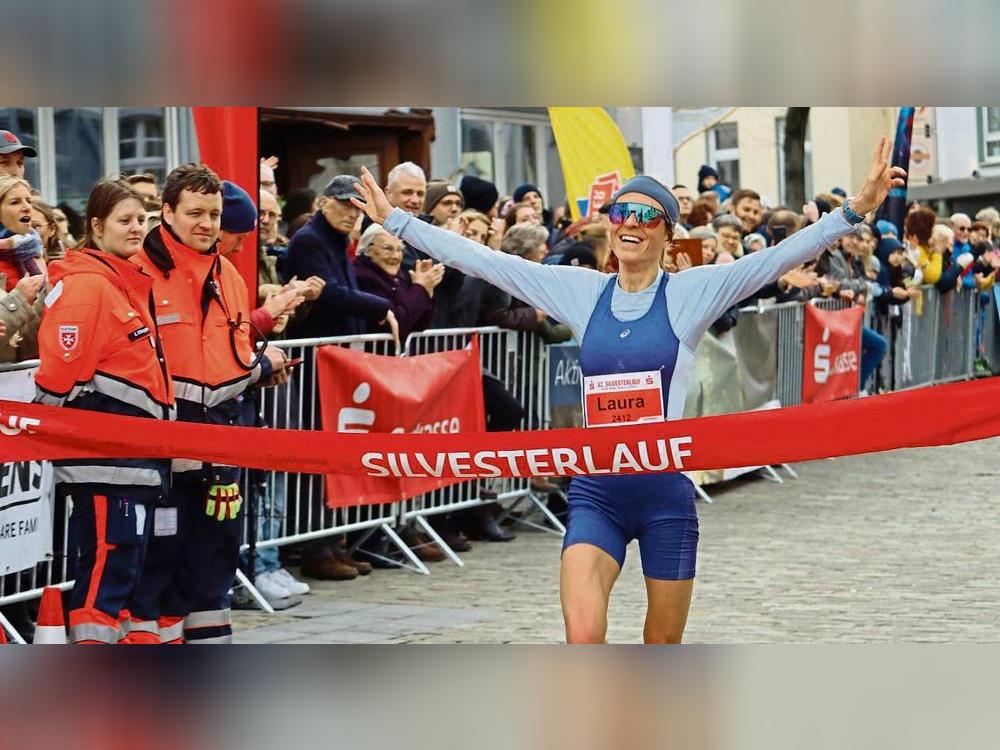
{"left": 58, "top": 325, "right": 79, "bottom": 352}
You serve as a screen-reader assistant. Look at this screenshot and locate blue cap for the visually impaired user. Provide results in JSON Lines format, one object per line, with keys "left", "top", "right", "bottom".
{"left": 220, "top": 180, "right": 257, "bottom": 233}
{"left": 611, "top": 175, "right": 680, "bottom": 224}
{"left": 876, "top": 219, "right": 898, "bottom": 237}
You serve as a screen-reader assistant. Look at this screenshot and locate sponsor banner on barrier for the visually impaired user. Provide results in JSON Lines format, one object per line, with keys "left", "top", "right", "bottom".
{"left": 802, "top": 305, "right": 864, "bottom": 404}
{"left": 4, "top": 377, "right": 1000, "bottom": 481}
{"left": 0, "top": 368, "right": 53, "bottom": 574}
{"left": 316, "top": 340, "right": 486, "bottom": 505}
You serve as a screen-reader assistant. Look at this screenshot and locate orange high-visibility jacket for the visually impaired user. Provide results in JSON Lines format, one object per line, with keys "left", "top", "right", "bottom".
{"left": 132, "top": 223, "right": 263, "bottom": 483}
{"left": 34, "top": 248, "right": 174, "bottom": 498}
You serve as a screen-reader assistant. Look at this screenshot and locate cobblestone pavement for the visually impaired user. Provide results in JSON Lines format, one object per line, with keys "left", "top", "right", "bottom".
{"left": 234, "top": 437, "right": 1000, "bottom": 643}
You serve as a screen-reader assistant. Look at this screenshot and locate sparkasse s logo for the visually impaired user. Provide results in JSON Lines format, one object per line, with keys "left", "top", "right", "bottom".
{"left": 813, "top": 325, "right": 859, "bottom": 385}
{"left": 0, "top": 412, "right": 41, "bottom": 436}
{"left": 813, "top": 327, "right": 831, "bottom": 384}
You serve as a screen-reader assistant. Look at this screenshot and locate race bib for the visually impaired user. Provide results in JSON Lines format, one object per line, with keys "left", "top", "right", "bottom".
{"left": 583, "top": 370, "right": 664, "bottom": 428}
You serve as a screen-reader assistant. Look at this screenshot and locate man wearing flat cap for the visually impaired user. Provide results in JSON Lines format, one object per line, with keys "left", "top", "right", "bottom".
{"left": 285, "top": 175, "right": 394, "bottom": 340}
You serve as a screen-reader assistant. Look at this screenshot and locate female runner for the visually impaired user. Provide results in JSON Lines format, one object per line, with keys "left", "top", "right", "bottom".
{"left": 351, "top": 138, "right": 904, "bottom": 643}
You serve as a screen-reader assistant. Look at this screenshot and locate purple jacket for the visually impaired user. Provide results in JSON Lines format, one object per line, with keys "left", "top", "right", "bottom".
{"left": 353, "top": 254, "right": 434, "bottom": 340}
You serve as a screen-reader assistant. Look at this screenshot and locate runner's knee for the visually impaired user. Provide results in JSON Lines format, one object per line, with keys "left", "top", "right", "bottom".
{"left": 564, "top": 610, "right": 607, "bottom": 644}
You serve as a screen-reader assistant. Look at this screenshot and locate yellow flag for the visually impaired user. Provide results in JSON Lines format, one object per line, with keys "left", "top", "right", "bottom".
{"left": 548, "top": 107, "right": 635, "bottom": 220}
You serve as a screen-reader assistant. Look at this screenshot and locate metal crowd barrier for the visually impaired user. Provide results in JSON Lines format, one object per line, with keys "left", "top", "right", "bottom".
{"left": 744, "top": 286, "right": 988, "bottom": 407}
{"left": 247, "top": 333, "right": 411, "bottom": 583}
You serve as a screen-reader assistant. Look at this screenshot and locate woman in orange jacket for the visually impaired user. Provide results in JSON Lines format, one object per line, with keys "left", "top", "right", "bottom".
{"left": 34, "top": 179, "right": 174, "bottom": 644}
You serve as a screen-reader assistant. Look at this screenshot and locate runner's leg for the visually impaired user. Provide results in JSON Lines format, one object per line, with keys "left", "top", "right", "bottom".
{"left": 560, "top": 543, "right": 621, "bottom": 644}
{"left": 642, "top": 577, "right": 694, "bottom": 643}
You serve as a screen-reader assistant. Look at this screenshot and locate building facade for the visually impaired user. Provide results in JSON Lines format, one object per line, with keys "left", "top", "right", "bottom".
{"left": 672, "top": 107, "right": 897, "bottom": 207}
{"left": 908, "top": 107, "right": 1000, "bottom": 215}
{"left": 0, "top": 107, "right": 199, "bottom": 211}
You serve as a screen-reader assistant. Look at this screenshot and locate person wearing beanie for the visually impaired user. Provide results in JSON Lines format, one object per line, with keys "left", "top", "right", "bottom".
{"left": 512, "top": 183, "right": 542, "bottom": 209}
{"left": 217, "top": 180, "right": 257, "bottom": 256}
{"left": 423, "top": 181, "right": 464, "bottom": 226}
{"left": 350, "top": 136, "right": 905, "bottom": 644}
{"left": 876, "top": 219, "right": 899, "bottom": 239}
{"left": 696, "top": 165, "right": 718, "bottom": 189}
{"left": 697, "top": 165, "right": 732, "bottom": 202}
{"left": 460, "top": 175, "right": 500, "bottom": 216}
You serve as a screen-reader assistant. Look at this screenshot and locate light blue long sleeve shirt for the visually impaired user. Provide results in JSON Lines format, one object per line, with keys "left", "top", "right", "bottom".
{"left": 383, "top": 207, "right": 855, "bottom": 350}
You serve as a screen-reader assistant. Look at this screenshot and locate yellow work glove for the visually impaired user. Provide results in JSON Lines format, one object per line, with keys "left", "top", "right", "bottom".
{"left": 205, "top": 483, "right": 243, "bottom": 521}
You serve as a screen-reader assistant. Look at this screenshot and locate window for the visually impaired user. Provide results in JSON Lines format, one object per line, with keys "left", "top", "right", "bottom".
{"left": 980, "top": 107, "right": 1000, "bottom": 162}
{"left": 545, "top": 126, "right": 566, "bottom": 210}
{"left": 0, "top": 108, "right": 40, "bottom": 188}
{"left": 499, "top": 122, "right": 537, "bottom": 191}
{"left": 460, "top": 111, "right": 560, "bottom": 203}
{"left": 776, "top": 116, "right": 813, "bottom": 205}
{"left": 0, "top": 107, "right": 191, "bottom": 209}
{"left": 309, "top": 153, "right": 379, "bottom": 197}
{"left": 461, "top": 119, "right": 494, "bottom": 181}
{"left": 54, "top": 108, "right": 104, "bottom": 212}
{"left": 708, "top": 122, "right": 740, "bottom": 189}
{"left": 118, "top": 108, "right": 167, "bottom": 182}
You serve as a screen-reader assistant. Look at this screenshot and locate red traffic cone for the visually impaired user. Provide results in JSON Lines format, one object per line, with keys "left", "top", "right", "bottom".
{"left": 34, "top": 586, "right": 67, "bottom": 644}
{"left": 0, "top": 624, "right": 8, "bottom": 644}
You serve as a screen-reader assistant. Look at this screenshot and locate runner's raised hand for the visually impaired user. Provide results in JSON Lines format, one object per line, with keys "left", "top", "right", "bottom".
{"left": 850, "top": 136, "right": 908, "bottom": 215}
{"left": 351, "top": 166, "right": 394, "bottom": 225}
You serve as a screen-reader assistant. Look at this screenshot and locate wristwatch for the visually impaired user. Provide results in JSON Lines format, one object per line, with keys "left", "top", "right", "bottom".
{"left": 842, "top": 199, "right": 866, "bottom": 225}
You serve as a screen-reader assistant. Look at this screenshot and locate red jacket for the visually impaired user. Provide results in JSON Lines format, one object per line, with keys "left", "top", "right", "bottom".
{"left": 132, "top": 223, "right": 262, "bottom": 483}
{"left": 34, "top": 248, "right": 174, "bottom": 497}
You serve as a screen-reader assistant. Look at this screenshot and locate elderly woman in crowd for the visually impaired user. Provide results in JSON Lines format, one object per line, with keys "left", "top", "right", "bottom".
{"left": 711, "top": 214, "right": 744, "bottom": 258}
{"left": 742, "top": 233, "right": 767, "bottom": 255}
{"left": 688, "top": 227, "right": 719, "bottom": 266}
{"left": 353, "top": 222, "right": 443, "bottom": 341}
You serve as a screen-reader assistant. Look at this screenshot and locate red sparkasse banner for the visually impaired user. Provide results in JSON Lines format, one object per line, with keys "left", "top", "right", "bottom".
{"left": 802, "top": 305, "right": 864, "bottom": 404}
{"left": 316, "top": 341, "right": 486, "bottom": 506}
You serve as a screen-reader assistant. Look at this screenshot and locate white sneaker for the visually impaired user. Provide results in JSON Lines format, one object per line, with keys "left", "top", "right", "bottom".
{"left": 255, "top": 571, "right": 292, "bottom": 603}
{"left": 274, "top": 567, "right": 311, "bottom": 595}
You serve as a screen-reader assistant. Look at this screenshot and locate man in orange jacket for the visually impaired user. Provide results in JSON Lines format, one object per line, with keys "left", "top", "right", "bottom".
{"left": 130, "top": 164, "right": 288, "bottom": 644}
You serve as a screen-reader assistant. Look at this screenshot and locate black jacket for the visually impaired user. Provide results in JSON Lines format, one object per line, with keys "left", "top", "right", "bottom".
{"left": 284, "top": 212, "right": 390, "bottom": 338}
